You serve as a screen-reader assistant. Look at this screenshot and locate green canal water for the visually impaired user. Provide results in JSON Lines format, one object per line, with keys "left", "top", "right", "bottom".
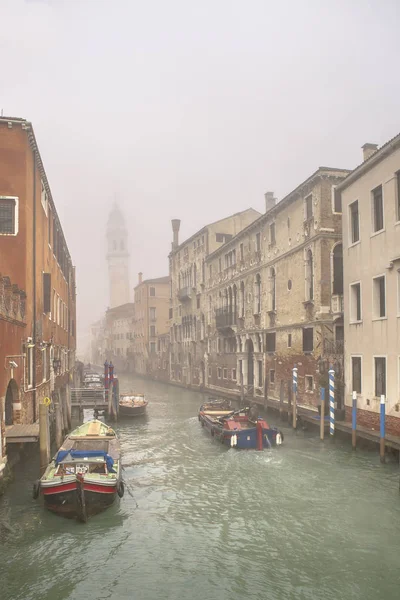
{"left": 1, "top": 377, "right": 400, "bottom": 600}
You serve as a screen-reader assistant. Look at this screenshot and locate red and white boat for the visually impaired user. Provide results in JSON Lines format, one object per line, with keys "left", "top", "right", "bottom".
{"left": 34, "top": 419, "right": 123, "bottom": 521}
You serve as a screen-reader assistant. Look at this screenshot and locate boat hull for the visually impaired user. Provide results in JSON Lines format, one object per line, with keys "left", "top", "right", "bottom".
{"left": 41, "top": 480, "right": 118, "bottom": 518}
{"left": 199, "top": 414, "right": 282, "bottom": 449}
{"left": 119, "top": 403, "right": 147, "bottom": 417}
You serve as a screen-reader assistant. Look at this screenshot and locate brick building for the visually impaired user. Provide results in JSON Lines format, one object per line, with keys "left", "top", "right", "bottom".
{"left": 205, "top": 167, "right": 350, "bottom": 409}
{"left": 0, "top": 116, "right": 77, "bottom": 477}
{"left": 130, "top": 274, "right": 170, "bottom": 376}
{"left": 168, "top": 209, "right": 261, "bottom": 387}
{"left": 339, "top": 137, "right": 400, "bottom": 434}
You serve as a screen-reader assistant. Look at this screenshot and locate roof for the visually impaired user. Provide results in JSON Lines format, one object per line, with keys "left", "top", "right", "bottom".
{"left": 0, "top": 116, "right": 73, "bottom": 264}
{"left": 170, "top": 208, "right": 261, "bottom": 255}
{"left": 336, "top": 133, "right": 400, "bottom": 192}
{"left": 207, "top": 166, "right": 350, "bottom": 260}
{"left": 106, "top": 302, "right": 135, "bottom": 316}
{"left": 143, "top": 275, "right": 170, "bottom": 284}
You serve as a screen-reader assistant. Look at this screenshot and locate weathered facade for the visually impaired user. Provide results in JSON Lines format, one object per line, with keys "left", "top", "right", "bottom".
{"left": 103, "top": 303, "right": 135, "bottom": 372}
{"left": 0, "top": 116, "right": 77, "bottom": 478}
{"left": 130, "top": 274, "right": 170, "bottom": 376}
{"left": 205, "top": 168, "right": 350, "bottom": 410}
{"left": 168, "top": 209, "right": 261, "bottom": 387}
{"left": 339, "top": 137, "right": 400, "bottom": 435}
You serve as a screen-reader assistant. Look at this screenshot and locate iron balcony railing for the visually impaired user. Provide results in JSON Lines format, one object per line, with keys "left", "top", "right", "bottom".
{"left": 215, "top": 308, "right": 237, "bottom": 329}
{"left": 323, "top": 338, "right": 344, "bottom": 355}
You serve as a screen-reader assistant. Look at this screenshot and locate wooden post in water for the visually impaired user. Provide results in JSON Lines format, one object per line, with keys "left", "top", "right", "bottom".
{"left": 39, "top": 400, "right": 50, "bottom": 476}
{"left": 380, "top": 394, "right": 385, "bottom": 463}
{"left": 320, "top": 387, "right": 325, "bottom": 441}
{"left": 292, "top": 365, "right": 297, "bottom": 430}
{"left": 279, "top": 379, "right": 284, "bottom": 421}
{"left": 54, "top": 394, "right": 63, "bottom": 448}
{"left": 352, "top": 391, "right": 357, "bottom": 450}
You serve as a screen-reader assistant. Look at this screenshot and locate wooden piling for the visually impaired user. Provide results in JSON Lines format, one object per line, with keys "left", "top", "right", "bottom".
{"left": 279, "top": 380, "right": 284, "bottom": 421}
{"left": 39, "top": 402, "right": 50, "bottom": 476}
{"left": 54, "top": 398, "right": 63, "bottom": 448}
{"left": 292, "top": 366, "right": 298, "bottom": 430}
{"left": 352, "top": 391, "right": 357, "bottom": 450}
{"left": 320, "top": 387, "right": 325, "bottom": 441}
{"left": 380, "top": 394, "right": 385, "bottom": 463}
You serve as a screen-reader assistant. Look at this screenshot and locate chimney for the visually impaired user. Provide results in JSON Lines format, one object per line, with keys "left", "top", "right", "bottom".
{"left": 362, "top": 143, "right": 378, "bottom": 162}
{"left": 138, "top": 272, "right": 143, "bottom": 284}
{"left": 264, "top": 191, "right": 276, "bottom": 213}
{"left": 171, "top": 219, "right": 181, "bottom": 250}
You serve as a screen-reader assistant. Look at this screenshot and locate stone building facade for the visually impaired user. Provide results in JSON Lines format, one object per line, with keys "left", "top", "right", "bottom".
{"left": 102, "top": 303, "right": 135, "bottom": 372}
{"left": 205, "top": 167, "right": 350, "bottom": 410}
{"left": 0, "top": 116, "right": 77, "bottom": 478}
{"left": 168, "top": 209, "right": 261, "bottom": 387}
{"left": 130, "top": 274, "right": 170, "bottom": 376}
{"left": 339, "top": 137, "right": 400, "bottom": 435}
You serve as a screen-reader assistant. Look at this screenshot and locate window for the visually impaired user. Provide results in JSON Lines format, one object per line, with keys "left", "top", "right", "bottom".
{"left": 373, "top": 275, "right": 386, "bottom": 318}
{"left": 332, "top": 185, "right": 342, "bottom": 213}
{"left": 217, "top": 367, "right": 222, "bottom": 379}
{"left": 239, "top": 282, "right": 245, "bottom": 318}
{"left": 269, "top": 223, "right": 276, "bottom": 245}
{"left": 254, "top": 274, "right": 261, "bottom": 314}
{"left": 371, "top": 185, "right": 384, "bottom": 233}
{"left": 41, "top": 181, "right": 48, "bottom": 215}
{"left": 332, "top": 244, "right": 343, "bottom": 295}
{"left": 197, "top": 295, "right": 200, "bottom": 309}
{"left": 305, "top": 375, "right": 314, "bottom": 392}
{"left": 219, "top": 258, "right": 222, "bottom": 272}
{"left": 209, "top": 264, "right": 212, "bottom": 279}
{"left": 42, "top": 348, "right": 47, "bottom": 383}
{"left": 216, "top": 233, "right": 224, "bottom": 243}
{"left": 350, "top": 282, "right": 361, "bottom": 322}
{"left": 150, "top": 325, "right": 156, "bottom": 337}
{"left": 287, "top": 334, "right": 292, "bottom": 348}
{"left": 149, "top": 287, "right": 156, "bottom": 297}
{"left": 305, "top": 249, "right": 314, "bottom": 301}
{"left": 396, "top": 171, "right": 400, "bottom": 222}
{"left": 208, "top": 366, "right": 212, "bottom": 378}
{"left": 169, "top": 308, "right": 173, "bottom": 320}
{"left": 150, "top": 307, "right": 156, "bottom": 320}
{"left": 266, "top": 332, "right": 276, "bottom": 353}
{"left": 349, "top": 200, "right": 360, "bottom": 244}
{"left": 269, "top": 268, "right": 276, "bottom": 311}
{"left": 48, "top": 208, "right": 52, "bottom": 246}
{"left": 351, "top": 356, "right": 362, "bottom": 394}
{"left": 256, "top": 232, "right": 261, "bottom": 252}
{"left": 150, "top": 342, "right": 156, "bottom": 354}
{"left": 240, "top": 243, "right": 244, "bottom": 261}
{"left": 0, "top": 197, "right": 18, "bottom": 235}
{"left": 27, "top": 344, "right": 34, "bottom": 388}
{"left": 57, "top": 296, "right": 61, "bottom": 325}
{"left": 258, "top": 361, "right": 263, "bottom": 387}
{"left": 223, "top": 368, "right": 228, "bottom": 379}
{"left": 269, "top": 369, "right": 275, "bottom": 384}
{"left": 374, "top": 357, "right": 386, "bottom": 397}
{"left": 43, "top": 273, "right": 51, "bottom": 314}
{"left": 302, "top": 327, "right": 313, "bottom": 352}
{"left": 305, "top": 194, "right": 313, "bottom": 220}
{"left": 232, "top": 368, "right": 237, "bottom": 381}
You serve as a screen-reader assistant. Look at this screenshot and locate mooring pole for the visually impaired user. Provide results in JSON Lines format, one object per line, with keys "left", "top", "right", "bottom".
{"left": 352, "top": 390, "right": 357, "bottom": 450}
{"left": 109, "top": 362, "right": 116, "bottom": 421}
{"left": 329, "top": 368, "right": 335, "bottom": 436}
{"left": 292, "top": 365, "right": 297, "bottom": 430}
{"left": 39, "top": 400, "right": 50, "bottom": 476}
{"left": 380, "top": 394, "right": 385, "bottom": 463}
{"left": 320, "top": 387, "right": 325, "bottom": 441}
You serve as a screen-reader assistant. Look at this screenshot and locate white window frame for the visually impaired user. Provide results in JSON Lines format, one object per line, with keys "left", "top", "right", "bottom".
{"left": 41, "top": 180, "right": 48, "bottom": 216}
{"left": 42, "top": 347, "right": 47, "bottom": 383}
{"left": 373, "top": 355, "right": 387, "bottom": 399}
{"left": 269, "top": 369, "right": 275, "bottom": 385}
{"left": 305, "top": 375, "right": 314, "bottom": 392}
{"left": 331, "top": 184, "right": 342, "bottom": 214}
{"left": 0, "top": 196, "right": 19, "bottom": 236}
{"left": 287, "top": 333, "right": 292, "bottom": 348}
{"left": 27, "top": 345, "right": 34, "bottom": 389}
{"left": 304, "top": 194, "right": 313, "bottom": 221}
{"left": 351, "top": 355, "right": 363, "bottom": 395}
{"left": 372, "top": 274, "right": 387, "bottom": 320}
{"left": 349, "top": 281, "right": 362, "bottom": 324}
{"left": 217, "top": 367, "right": 222, "bottom": 379}
{"left": 223, "top": 368, "right": 228, "bottom": 380}
{"left": 231, "top": 368, "right": 237, "bottom": 381}
{"left": 348, "top": 199, "right": 360, "bottom": 246}
{"left": 370, "top": 183, "right": 385, "bottom": 236}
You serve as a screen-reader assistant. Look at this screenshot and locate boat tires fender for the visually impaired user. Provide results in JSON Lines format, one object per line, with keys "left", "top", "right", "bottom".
{"left": 117, "top": 481, "right": 125, "bottom": 498}
{"left": 32, "top": 479, "right": 40, "bottom": 499}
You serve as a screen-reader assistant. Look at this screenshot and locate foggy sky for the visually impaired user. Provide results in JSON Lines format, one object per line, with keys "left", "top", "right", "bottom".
{"left": 1, "top": 0, "right": 399, "bottom": 351}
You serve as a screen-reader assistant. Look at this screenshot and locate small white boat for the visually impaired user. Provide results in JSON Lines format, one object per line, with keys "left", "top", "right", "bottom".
{"left": 119, "top": 393, "right": 148, "bottom": 417}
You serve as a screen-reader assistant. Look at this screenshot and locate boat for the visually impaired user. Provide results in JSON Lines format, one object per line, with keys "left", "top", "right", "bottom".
{"left": 199, "top": 405, "right": 284, "bottom": 449}
{"left": 198, "top": 398, "right": 233, "bottom": 419}
{"left": 119, "top": 393, "right": 148, "bottom": 417}
{"left": 34, "top": 419, "right": 123, "bottom": 521}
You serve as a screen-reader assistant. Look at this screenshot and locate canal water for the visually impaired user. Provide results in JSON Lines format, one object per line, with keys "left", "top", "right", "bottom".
{"left": 1, "top": 376, "right": 400, "bottom": 600}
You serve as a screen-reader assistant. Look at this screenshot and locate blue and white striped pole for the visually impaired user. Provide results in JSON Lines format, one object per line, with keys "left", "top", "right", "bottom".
{"left": 380, "top": 394, "right": 385, "bottom": 463}
{"left": 352, "top": 390, "right": 357, "bottom": 450}
{"left": 329, "top": 368, "right": 335, "bottom": 436}
{"left": 320, "top": 387, "right": 325, "bottom": 441}
{"left": 292, "top": 366, "right": 298, "bottom": 429}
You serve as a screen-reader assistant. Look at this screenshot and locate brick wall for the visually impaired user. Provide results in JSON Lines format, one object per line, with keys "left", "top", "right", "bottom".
{"left": 345, "top": 406, "right": 400, "bottom": 437}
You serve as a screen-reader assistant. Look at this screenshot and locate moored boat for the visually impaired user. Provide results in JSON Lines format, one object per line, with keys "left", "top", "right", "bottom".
{"left": 199, "top": 405, "right": 284, "bottom": 449}
{"left": 34, "top": 419, "right": 123, "bottom": 521}
{"left": 119, "top": 393, "right": 148, "bottom": 417}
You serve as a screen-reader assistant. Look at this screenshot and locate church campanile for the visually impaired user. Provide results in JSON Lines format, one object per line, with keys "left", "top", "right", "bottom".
{"left": 106, "top": 204, "right": 130, "bottom": 307}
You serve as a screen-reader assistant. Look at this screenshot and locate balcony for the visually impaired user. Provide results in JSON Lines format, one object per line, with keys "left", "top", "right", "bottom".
{"left": 323, "top": 338, "right": 344, "bottom": 356}
{"left": 215, "top": 308, "right": 237, "bottom": 330}
{"left": 178, "top": 286, "right": 191, "bottom": 301}
{"left": 331, "top": 294, "right": 344, "bottom": 314}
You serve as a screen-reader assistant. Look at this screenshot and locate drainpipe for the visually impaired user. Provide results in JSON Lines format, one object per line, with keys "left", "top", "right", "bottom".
{"left": 32, "top": 149, "right": 37, "bottom": 420}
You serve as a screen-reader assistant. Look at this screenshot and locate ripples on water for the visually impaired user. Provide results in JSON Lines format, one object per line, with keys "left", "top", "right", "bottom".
{"left": 1, "top": 377, "right": 400, "bottom": 600}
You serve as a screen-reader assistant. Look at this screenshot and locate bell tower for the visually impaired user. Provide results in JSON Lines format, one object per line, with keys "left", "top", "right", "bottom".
{"left": 106, "top": 204, "right": 130, "bottom": 308}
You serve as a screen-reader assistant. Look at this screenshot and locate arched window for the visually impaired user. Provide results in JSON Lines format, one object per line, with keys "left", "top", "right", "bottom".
{"left": 254, "top": 274, "right": 261, "bottom": 314}
{"left": 240, "top": 281, "right": 245, "bottom": 318}
{"left": 269, "top": 268, "right": 276, "bottom": 311}
{"left": 208, "top": 296, "right": 212, "bottom": 324}
{"left": 333, "top": 244, "right": 343, "bottom": 295}
{"left": 305, "top": 249, "right": 314, "bottom": 301}
{"left": 193, "top": 264, "right": 197, "bottom": 288}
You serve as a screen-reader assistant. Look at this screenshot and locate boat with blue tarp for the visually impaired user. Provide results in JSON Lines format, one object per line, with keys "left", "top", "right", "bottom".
{"left": 199, "top": 403, "right": 284, "bottom": 449}
{"left": 34, "top": 419, "right": 123, "bottom": 521}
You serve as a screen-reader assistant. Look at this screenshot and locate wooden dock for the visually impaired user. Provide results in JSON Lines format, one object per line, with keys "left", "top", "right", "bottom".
{"left": 5, "top": 423, "right": 40, "bottom": 443}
